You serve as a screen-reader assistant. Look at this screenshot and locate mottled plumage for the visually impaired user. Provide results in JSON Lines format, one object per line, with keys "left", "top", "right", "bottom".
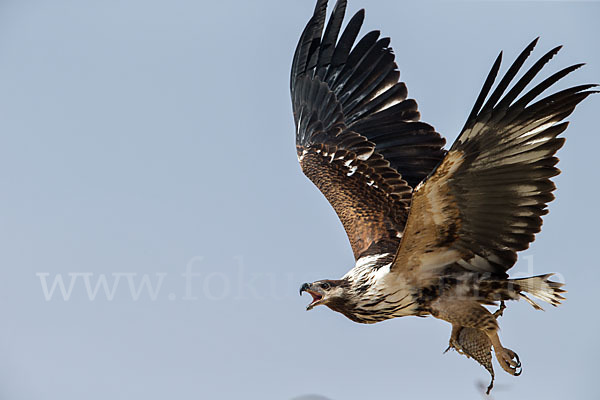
{"left": 291, "top": 0, "right": 595, "bottom": 392}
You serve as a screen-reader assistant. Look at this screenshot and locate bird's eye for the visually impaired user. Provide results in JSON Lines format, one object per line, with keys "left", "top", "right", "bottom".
{"left": 321, "top": 282, "right": 330, "bottom": 290}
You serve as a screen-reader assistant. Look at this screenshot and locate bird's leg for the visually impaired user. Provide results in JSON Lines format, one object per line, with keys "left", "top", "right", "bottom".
{"left": 493, "top": 300, "right": 506, "bottom": 319}
{"left": 431, "top": 298, "right": 521, "bottom": 376}
{"left": 487, "top": 301, "right": 521, "bottom": 375}
{"left": 487, "top": 330, "right": 521, "bottom": 376}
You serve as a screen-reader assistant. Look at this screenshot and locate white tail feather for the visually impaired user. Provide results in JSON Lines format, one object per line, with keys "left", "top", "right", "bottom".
{"left": 511, "top": 274, "right": 566, "bottom": 310}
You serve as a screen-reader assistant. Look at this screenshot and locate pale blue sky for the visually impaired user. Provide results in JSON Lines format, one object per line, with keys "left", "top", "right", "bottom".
{"left": 0, "top": 1, "right": 598, "bottom": 399}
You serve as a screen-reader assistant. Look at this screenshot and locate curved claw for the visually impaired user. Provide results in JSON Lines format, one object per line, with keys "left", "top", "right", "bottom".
{"left": 497, "top": 347, "right": 522, "bottom": 376}
{"left": 509, "top": 348, "right": 522, "bottom": 376}
{"left": 445, "top": 338, "right": 466, "bottom": 356}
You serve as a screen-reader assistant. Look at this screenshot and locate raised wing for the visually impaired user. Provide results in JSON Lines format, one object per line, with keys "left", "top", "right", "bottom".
{"left": 392, "top": 38, "right": 596, "bottom": 280}
{"left": 291, "top": 0, "right": 446, "bottom": 260}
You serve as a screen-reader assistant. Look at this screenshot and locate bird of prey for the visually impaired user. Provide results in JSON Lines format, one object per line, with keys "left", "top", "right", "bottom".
{"left": 291, "top": 0, "right": 595, "bottom": 393}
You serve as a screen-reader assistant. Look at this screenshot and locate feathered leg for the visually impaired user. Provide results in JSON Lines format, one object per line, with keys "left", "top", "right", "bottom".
{"left": 431, "top": 298, "right": 522, "bottom": 378}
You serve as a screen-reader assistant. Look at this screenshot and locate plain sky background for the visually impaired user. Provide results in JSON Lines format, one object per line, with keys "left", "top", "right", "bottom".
{"left": 0, "top": 0, "right": 598, "bottom": 399}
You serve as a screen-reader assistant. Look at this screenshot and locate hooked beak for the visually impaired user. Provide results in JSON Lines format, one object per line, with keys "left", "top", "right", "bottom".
{"left": 299, "top": 282, "right": 324, "bottom": 311}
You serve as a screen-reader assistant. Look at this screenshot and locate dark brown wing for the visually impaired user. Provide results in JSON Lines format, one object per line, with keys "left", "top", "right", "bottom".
{"left": 291, "top": 0, "right": 446, "bottom": 260}
{"left": 391, "top": 38, "right": 597, "bottom": 279}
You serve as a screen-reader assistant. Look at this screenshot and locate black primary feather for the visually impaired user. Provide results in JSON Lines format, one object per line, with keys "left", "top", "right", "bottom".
{"left": 291, "top": 0, "right": 447, "bottom": 189}
{"left": 444, "top": 40, "right": 598, "bottom": 274}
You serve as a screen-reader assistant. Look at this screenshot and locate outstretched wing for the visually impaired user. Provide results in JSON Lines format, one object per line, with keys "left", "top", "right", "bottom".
{"left": 392, "top": 38, "right": 596, "bottom": 280}
{"left": 291, "top": 0, "right": 446, "bottom": 260}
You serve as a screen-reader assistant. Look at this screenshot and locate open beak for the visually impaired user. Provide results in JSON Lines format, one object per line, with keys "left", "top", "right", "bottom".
{"left": 300, "top": 282, "right": 324, "bottom": 310}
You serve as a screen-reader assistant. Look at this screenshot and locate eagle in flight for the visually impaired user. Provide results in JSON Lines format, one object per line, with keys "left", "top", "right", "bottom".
{"left": 291, "top": 0, "right": 596, "bottom": 393}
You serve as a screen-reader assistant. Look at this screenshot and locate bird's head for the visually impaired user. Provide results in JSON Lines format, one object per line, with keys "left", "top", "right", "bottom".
{"left": 299, "top": 279, "right": 349, "bottom": 311}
